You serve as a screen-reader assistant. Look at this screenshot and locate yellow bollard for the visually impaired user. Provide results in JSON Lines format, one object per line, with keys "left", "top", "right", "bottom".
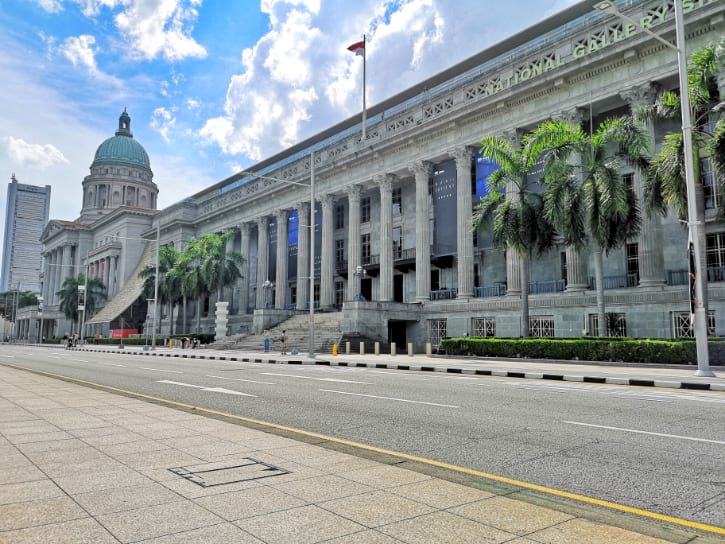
{"left": 168, "top": 340, "right": 173, "bottom": 349}
{"left": 332, "top": 343, "right": 338, "bottom": 356}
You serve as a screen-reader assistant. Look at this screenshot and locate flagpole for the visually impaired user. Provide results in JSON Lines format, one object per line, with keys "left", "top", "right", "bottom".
{"left": 362, "top": 34, "right": 367, "bottom": 141}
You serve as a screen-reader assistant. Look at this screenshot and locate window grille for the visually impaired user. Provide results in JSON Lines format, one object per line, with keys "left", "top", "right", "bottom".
{"left": 361, "top": 233, "right": 371, "bottom": 263}
{"left": 335, "top": 239, "right": 345, "bottom": 264}
{"left": 334, "top": 281, "right": 344, "bottom": 307}
{"left": 427, "top": 319, "right": 447, "bottom": 348}
{"left": 589, "top": 313, "right": 627, "bottom": 337}
{"left": 702, "top": 159, "right": 718, "bottom": 209}
{"left": 472, "top": 317, "right": 495, "bottom": 337}
{"left": 626, "top": 243, "right": 639, "bottom": 281}
{"left": 672, "top": 311, "right": 715, "bottom": 338}
{"left": 529, "top": 316, "right": 554, "bottom": 337}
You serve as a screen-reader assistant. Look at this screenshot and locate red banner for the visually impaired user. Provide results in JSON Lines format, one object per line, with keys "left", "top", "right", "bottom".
{"left": 111, "top": 329, "right": 137, "bottom": 339}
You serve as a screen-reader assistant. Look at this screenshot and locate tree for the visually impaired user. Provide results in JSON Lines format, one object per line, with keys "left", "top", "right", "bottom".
{"left": 57, "top": 274, "right": 106, "bottom": 335}
{"left": 473, "top": 134, "right": 556, "bottom": 337}
{"left": 529, "top": 116, "right": 649, "bottom": 336}
{"left": 139, "top": 245, "right": 181, "bottom": 336}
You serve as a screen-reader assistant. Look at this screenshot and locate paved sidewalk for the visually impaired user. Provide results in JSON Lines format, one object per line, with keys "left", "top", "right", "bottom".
{"left": 76, "top": 344, "right": 725, "bottom": 391}
{"left": 0, "top": 365, "right": 722, "bottom": 543}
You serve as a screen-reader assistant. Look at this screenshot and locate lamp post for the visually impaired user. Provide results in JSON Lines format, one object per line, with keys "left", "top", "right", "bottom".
{"left": 12, "top": 284, "right": 21, "bottom": 342}
{"left": 262, "top": 280, "right": 274, "bottom": 309}
{"left": 239, "top": 151, "right": 317, "bottom": 357}
{"left": 353, "top": 265, "right": 367, "bottom": 301}
{"left": 38, "top": 296, "right": 43, "bottom": 344}
{"left": 595, "top": 0, "right": 714, "bottom": 377}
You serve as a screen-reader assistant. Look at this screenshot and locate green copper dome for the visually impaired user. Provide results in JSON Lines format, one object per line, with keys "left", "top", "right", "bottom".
{"left": 91, "top": 110, "right": 151, "bottom": 171}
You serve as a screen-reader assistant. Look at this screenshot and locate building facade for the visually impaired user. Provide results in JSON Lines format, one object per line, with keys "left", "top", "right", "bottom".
{"left": 1, "top": 175, "right": 51, "bottom": 293}
{"left": 22, "top": 0, "right": 725, "bottom": 350}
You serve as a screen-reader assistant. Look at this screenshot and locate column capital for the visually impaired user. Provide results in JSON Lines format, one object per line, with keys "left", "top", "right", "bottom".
{"left": 451, "top": 146, "right": 475, "bottom": 165}
{"left": 274, "top": 209, "right": 287, "bottom": 222}
{"left": 373, "top": 173, "right": 396, "bottom": 192}
{"left": 256, "top": 216, "right": 268, "bottom": 229}
{"left": 321, "top": 193, "right": 336, "bottom": 210}
{"left": 344, "top": 184, "right": 362, "bottom": 202}
{"left": 296, "top": 201, "right": 310, "bottom": 214}
{"left": 240, "top": 222, "right": 252, "bottom": 235}
{"left": 551, "top": 107, "right": 587, "bottom": 125}
{"left": 619, "top": 82, "right": 660, "bottom": 108}
{"left": 408, "top": 160, "right": 432, "bottom": 179}
{"left": 500, "top": 128, "right": 523, "bottom": 146}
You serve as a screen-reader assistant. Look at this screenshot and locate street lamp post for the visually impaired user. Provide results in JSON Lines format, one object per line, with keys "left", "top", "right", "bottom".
{"left": 353, "top": 265, "right": 367, "bottom": 301}
{"left": 262, "top": 280, "right": 274, "bottom": 309}
{"left": 38, "top": 296, "right": 43, "bottom": 344}
{"left": 595, "top": 0, "right": 714, "bottom": 377}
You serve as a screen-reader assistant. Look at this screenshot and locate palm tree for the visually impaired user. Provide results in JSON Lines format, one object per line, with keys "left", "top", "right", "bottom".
{"left": 638, "top": 40, "right": 725, "bottom": 300}
{"left": 57, "top": 273, "right": 106, "bottom": 335}
{"left": 473, "top": 134, "right": 556, "bottom": 337}
{"left": 529, "top": 116, "right": 649, "bottom": 336}
{"left": 139, "top": 245, "right": 180, "bottom": 335}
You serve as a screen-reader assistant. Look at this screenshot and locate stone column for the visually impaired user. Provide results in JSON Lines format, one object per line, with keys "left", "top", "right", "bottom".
{"left": 621, "top": 83, "right": 665, "bottom": 287}
{"left": 296, "top": 203, "right": 310, "bottom": 310}
{"left": 42, "top": 253, "right": 50, "bottom": 305}
{"left": 453, "top": 147, "right": 474, "bottom": 300}
{"left": 239, "top": 223, "right": 251, "bottom": 314}
{"left": 255, "top": 217, "right": 269, "bottom": 309}
{"left": 345, "top": 186, "right": 362, "bottom": 300}
{"left": 55, "top": 248, "right": 64, "bottom": 304}
{"left": 551, "top": 110, "right": 589, "bottom": 292}
{"left": 499, "top": 130, "right": 524, "bottom": 296}
{"left": 375, "top": 174, "right": 395, "bottom": 302}
{"left": 320, "top": 194, "right": 336, "bottom": 309}
{"left": 410, "top": 161, "right": 433, "bottom": 302}
{"left": 275, "top": 210, "right": 288, "bottom": 309}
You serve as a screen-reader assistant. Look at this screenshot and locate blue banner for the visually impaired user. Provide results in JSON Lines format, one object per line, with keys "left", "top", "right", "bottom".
{"left": 475, "top": 152, "right": 499, "bottom": 250}
{"left": 432, "top": 159, "right": 457, "bottom": 257}
{"left": 288, "top": 210, "right": 298, "bottom": 280}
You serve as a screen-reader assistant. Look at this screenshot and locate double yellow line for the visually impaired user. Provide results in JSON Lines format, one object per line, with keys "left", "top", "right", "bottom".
{"left": 7, "top": 364, "right": 724, "bottom": 537}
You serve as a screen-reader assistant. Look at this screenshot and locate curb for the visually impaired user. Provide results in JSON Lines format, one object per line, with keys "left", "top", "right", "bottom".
{"left": 72, "top": 347, "right": 725, "bottom": 392}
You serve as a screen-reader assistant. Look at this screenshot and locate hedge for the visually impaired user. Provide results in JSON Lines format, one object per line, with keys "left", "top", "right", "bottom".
{"left": 440, "top": 337, "right": 723, "bottom": 365}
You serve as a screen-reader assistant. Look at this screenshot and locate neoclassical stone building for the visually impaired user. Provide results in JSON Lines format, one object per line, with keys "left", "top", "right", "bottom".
{"left": 20, "top": 0, "right": 725, "bottom": 349}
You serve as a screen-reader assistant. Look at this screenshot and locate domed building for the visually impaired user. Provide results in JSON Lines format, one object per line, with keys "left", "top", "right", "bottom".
{"left": 31, "top": 110, "right": 160, "bottom": 340}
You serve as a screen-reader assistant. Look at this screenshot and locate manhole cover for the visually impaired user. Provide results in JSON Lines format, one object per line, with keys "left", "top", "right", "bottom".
{"left": 169, "top": 457, "right": 289, "bottom": 487}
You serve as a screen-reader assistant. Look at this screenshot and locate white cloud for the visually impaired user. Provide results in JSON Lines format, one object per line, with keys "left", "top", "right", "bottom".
{"left": 160, "top": 80, "right": 170, "bottom": 96}
{"left": 150, "top": 107, "right": 177, "bottom": 142}
{"left": 114, "top": 0, "right": 207, "bottom": 62}
{"left": 36, "top": 0, "right": 64, "bottom": 13}
{"left": 186, "top": 98, "right": 200, "bottom": 109}
{"left": 59, "top": 34, "right": 98, "bottom": 72}
{"left": 1, "top": 137, "right": 69, "bottom": 169}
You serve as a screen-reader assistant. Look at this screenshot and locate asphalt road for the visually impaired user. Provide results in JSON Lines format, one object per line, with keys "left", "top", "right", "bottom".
{"left": 2, "top": 345, "right": 724, "bottom": 528}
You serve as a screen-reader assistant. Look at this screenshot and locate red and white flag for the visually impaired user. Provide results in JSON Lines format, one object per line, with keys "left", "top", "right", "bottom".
{"left": 347, "top": 40, "right": 365, "bottom": 56}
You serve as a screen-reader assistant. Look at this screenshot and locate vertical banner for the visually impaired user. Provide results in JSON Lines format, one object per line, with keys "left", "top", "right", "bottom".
{"left": 475, "top": 152, "right": 499, "bottom": 250}
{"left": 432, "top": 159, "right": 457, "bottom": 256}
{"left": 314, "top": 202, "right": 322, "bottom": 278}
{"left": 688, "top": 241, "right": 696, "bottom": 315}
{"left": 268, "top": 218, "right": 277, "bottom": 283}
{"left": 287, "top": 210, "right": 298, "bottom": 280}
{"left": 525, "top": 156, "right": 545, "bottom": 192}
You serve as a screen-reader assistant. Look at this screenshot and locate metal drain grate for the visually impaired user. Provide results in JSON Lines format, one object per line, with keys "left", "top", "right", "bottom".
{"left": 169, "top": 457, "right": 289, "bottom": 487}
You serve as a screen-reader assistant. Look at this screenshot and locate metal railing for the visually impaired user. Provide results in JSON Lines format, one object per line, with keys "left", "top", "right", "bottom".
{"left": 667, "top": 270, "right": 689, "bottom": 285}
{"left": 474, "top": 284, "right": 507, "bottom": 298}
{"left": 588, "top": 273, "right": 638, "bottom": 290}
{"left": 529, "top": 279, "right": 565, "bottom": 294}
{"left": 707, "top": 266, "right": 725, "bottom": 282}
{"left": 430, "top": 288, "right": 458, "bottom": 301}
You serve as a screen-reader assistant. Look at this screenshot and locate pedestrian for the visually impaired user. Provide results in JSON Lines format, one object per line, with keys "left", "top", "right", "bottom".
{"left": 263, "top": 329, "right": 270, "bottom": 352}
{"left": 280, "top": 330, "right": 287, "bottom": 355}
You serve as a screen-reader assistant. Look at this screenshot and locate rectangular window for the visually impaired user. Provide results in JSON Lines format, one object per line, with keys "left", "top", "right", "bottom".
{"left": 474, "top": 263, "right": 480, "bottom": 288}
{"left": 703, "top": 159, "right": 718, "bottom": 209}
{"left": 472, "top": 317, "right": 495, "bottom": 337}
{"left": 335, "top": 239, "right": 345, "bottom": 264}
{"left": 334, "top": 204, "right": 345, "bottom": 230}
{"left": 706, "top": 232, "right": 725, "bottom": 281}
{"left": 560, "top": 252, "right": 568, "bottom": 286}
{"left": 361, "top": 233, "right": 371, "bottom": 263}
{"left": 427, "top": 319, "right": 447, "bottom": 349}
{"left": 622, "top": 173, "right": 634, "bottom": 198}
{"left": 393, "top": 227, "right": 402, "bottom": 259}
{"left": 361, "top": 197, "right": 371, "bottom": 223}
{"left": 626, "top": 243, "right": 639, "bottom": 281}
{"left": 314, "top": 284, "right": 320, "bottom": 304}
{"left": 392, "top": 187, "right": 402, "bottom": 216}
{"left": 672, "top": 311, "right": 715, "bottom": 337}
{"left": 334, "top": 280, "right": 344, "bottom": 307}
{"left": 430, "top": 269, "right": 440, "bottom": 292}
{"left": 291, "top": 286, "right": 297, "bottom": 305}
{"left": 589, "top": 313, "right": 627, "bottom": 337}
{"left": 529, "top": 316, "right": 554, "bottom": 337}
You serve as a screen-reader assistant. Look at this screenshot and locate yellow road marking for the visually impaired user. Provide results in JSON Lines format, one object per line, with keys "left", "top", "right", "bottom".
{"left": 5, "top": 363, "right": 724, "bottom": 536}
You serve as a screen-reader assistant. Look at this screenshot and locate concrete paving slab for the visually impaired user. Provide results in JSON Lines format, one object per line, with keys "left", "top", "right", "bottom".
{"left": 72, "top": 481, "right": 181, "bottom": 515}
{"left": 0, "top": 517, "right": 120, "bottom": 544}
{"left": 319, "top": 489, "right": 435, "bottom": 528}
{"left": 0, "top": 465, "right": 46, "bottom": 485}
{"left": 16, "top": 437, "right": 88, "bottom": 453}
{"left": 336, "top": 464, "right": 433, "bottom": 489}
{"left": 377, "top": 510, "right": 515, "bottom": 544}
{"left": 96, "top": 499, "right": 223, "bottom": 543}
{"left": 194, "top": 485, "right": 307, "bottom": 521}
{"left": 0, "top": 478, "right": 64, "bottom": 505}
{"left": 526, "top": 518, "right": 672, "bottom": 543}
{"left": 323, "top": 530, "right": 404, "bottom": 543}
{"left": 53, "top": 468, "right": 154, "bottom": 495}
{"left": 138, "top": 522, "right": 264, "bottom": 543}
{"left": 271, "top": 474, "right": 374, "bottom": 503}
{"left": 8, "top": 430, "right": 73, "bottom": 444}
{"left": 235, "top": 504, "right": 365, "bottom": 544}
{"left": 388, "top": 478, "right": 494, "bottom": 509}
{"left": 449, "top": 496, "right": 574, "bottom": 535}
{"left": 0, "top": 495, "right": 87, "bottom": 531}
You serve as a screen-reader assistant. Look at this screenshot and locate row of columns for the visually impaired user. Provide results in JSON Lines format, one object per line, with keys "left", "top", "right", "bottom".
{"left": 42, "top": 244, "right": 74, "bottom": 306}
{"left": 235, "top": 146, "right": 479, "bottom": 312}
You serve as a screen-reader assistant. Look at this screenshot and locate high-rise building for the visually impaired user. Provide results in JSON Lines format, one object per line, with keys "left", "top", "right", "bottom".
{"left": 1, "top": 175, "right": 51, "bottom": 293}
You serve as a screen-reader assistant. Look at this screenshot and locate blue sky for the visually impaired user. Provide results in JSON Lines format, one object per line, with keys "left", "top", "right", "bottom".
{"left": 0, "top": 0, "right": 576, "bottom": 243}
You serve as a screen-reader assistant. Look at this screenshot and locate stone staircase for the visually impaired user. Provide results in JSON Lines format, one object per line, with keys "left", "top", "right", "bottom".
{"left": 207, "top": 311, "right": 343, "bottom": 354}
{"left": 87, "top": 242, "right": 154, "bottom": 326}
